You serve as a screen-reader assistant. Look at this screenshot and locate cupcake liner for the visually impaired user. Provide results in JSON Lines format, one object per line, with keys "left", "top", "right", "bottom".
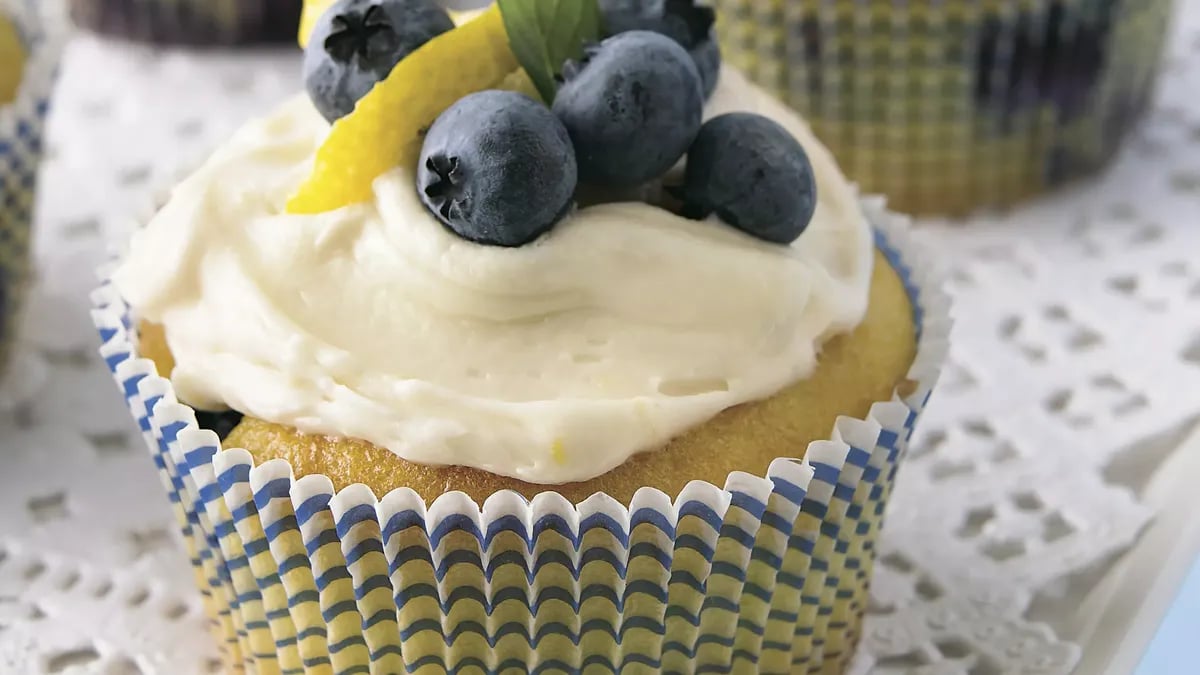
{"left": 0, "top": 0, "right": 63, "bottom": 371}
{"left": 92, "top": 200, "right": 950, "bottom": 673}
{"left": 68, "top": 0, "right": 303, "bottom": 46}
{"left": 713, "top": 0, "right": 1175, "bottom": 216}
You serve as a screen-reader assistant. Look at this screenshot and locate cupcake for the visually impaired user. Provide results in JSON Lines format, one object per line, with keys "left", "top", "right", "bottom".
{"left": 94, "top": 1, "right": 949, "bottom": 672}
{"left": 712, "top": 0, "right": 1176, "bottom": 216}
{"left": 68, "top": 0, "right": 303, "bottom": 45}
{"left": 1, "top": 0, "right": 62, "bottom": 371}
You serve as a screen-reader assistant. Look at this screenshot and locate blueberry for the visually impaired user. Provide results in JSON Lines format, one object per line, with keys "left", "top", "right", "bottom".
{"left": 675, "top": 113, "right": 817, "bottom": 245}
{"left": 195, "top": 410, "right": 244, "bottom": 441}
{"left": 553, "top": 31, "right": 703, "bottom": 188}
{"left": 304, "top": 0, "right": 454, "bottom": 123}
{"left": 598, "top": 0, "right": 722, "bottom": 98}
{"left": 689, "top": 38, "right": 722, "bottom": 100}
{"left": 418, "top": 91, "right": 578, "bottom": 247}
{"left": 600, "top": 0, "right": 684, "bottom": 42}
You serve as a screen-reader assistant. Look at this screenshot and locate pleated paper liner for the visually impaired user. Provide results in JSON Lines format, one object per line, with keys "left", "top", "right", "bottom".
{"left": 0, "top": 0, "right": 63, "bottom": 372}
{"left": 67, "top": 0, "right": 303, "bottom": 46}
{"left": 713, "top": 0, "right": 1175, "bottom": 217}
{"left": 92, "top": 200, "right": 950, "bottom": 674}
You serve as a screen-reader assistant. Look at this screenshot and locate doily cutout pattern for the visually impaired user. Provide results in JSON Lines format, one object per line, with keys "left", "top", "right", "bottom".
{"left": 3, "top": 3, "right": 1200, "bottom": 673}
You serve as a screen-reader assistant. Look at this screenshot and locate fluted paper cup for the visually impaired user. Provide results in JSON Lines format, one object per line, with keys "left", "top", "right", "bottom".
{"left": 92, "top": 202, "right": 950, "bottom": 674}
{"left": 1, "top": 0, "right": 63, "bottom": 372}
{"left": 713, "top": 0, "right": 1175, "bottom": 216}
{"left": 68, "top": 0, "right": 303, "bottom": 46}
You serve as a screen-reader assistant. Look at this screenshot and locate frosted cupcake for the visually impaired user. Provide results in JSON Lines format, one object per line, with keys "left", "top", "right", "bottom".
{"left": 68, "top": 0, "right": 303, "bottom": 45}
{"left": 713, "top": 0, "right": 1175, "bottom": 215}
{"left": 1, "top": 0, "right": 62, "bottom": 370}
{"left": 96, "top": 1, "right": 949, "bottom": 672}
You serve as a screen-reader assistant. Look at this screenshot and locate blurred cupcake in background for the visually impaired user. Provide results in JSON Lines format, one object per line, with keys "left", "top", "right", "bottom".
{"left": 68, "top": 0, "right": 303, "bottom": 46}
{"left": 713, "top": 0, "right": 1176, "bottom": 216}
{"left": 0, "top": 0, "right": 63, "bottom": 372}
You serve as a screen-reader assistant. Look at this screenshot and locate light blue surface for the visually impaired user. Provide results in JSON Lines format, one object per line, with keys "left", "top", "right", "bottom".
{"left": 1135, "top": 554, "right": 1200, "bottom": 675}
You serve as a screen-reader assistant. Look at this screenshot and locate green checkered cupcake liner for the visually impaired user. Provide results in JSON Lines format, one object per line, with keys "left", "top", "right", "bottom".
{"left": 1, "top": 0, "right": 63, "bottom": 371}
{"left": 68, "top": 0, "right": 303, "bottom": 46}
{"left": 713, "top": 0, "right": 1175, "bottom": 215}
{"left": 92, "top": 200, "right": 949, "bottom": 674}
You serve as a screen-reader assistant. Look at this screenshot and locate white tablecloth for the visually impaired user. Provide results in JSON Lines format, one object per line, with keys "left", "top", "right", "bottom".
{"left": 2, "top": 4, "right": 1199, "bottom": 673}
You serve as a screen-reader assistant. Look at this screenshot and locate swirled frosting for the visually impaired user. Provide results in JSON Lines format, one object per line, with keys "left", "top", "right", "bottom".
{"left": 114, "top": 68, "right": 874, "bottom": 484}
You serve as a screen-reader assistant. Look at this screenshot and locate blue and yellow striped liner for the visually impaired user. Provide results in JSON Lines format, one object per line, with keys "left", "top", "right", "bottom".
{"left": 712, "top": 0, "right": 1175, "bottom": 216}
{"left": 67, "top": 0, "right": 303, "bottom": 46}
{"left": 0, "top": 0, "right": 63, "bottom": 371}
{"left": 93, "top": 200, "right": 950, "bottom": 674}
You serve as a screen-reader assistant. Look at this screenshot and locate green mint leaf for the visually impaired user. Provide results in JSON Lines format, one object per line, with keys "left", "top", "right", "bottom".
{"left": 498, "top": 0, "right": 603, "bottom": 104}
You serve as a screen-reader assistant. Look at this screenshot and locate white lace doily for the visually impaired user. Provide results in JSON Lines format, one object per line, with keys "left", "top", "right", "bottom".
{"left": 3, "top": 3, "right": 1200, "bottom": 673}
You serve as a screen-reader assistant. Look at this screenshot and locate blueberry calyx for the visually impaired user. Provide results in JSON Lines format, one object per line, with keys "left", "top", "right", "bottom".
{"left": 662, "top": 0, "right": 716, "bottom": 49}
{"left": 324, "top": 4, "right": 392, "bottom": 63}
{"left": 423, "top": 154, "right": 467, "bottom": 222}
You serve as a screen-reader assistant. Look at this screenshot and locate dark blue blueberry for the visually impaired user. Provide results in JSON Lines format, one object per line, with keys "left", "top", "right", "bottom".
{"left": 195, "top": 410, "right": 244, "bottom": 441}
{"left": 689, "top": 38, "right": 722, "bottom": 100}
{"left": 553, "top": 31, "right": 703, "bottom": 188}
{"left": 418, "top": 91, "right": 578, "bottom": 247}
{"left": 675, "top": 113, "right": 817, "bottom": 245}
{"left": 598, "top": 0, "right": 722, "bottom": 98}
{"left": 304, "top": 0, "right": 453, "bottom": 123}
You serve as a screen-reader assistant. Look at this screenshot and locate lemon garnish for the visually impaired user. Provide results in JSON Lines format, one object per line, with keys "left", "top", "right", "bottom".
{"left": 287, "top": 5, "right": 519, "bottom": 214}
{"left": 0, "top": 15, "right": 25, "bottom": 105}
{"left": 497, "top": 67, "right": 539, "bottom": 100}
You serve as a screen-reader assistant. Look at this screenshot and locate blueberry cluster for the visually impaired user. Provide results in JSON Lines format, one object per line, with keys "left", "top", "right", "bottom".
{"left": 303, "top": 0, "right": 820, "bottom": 249}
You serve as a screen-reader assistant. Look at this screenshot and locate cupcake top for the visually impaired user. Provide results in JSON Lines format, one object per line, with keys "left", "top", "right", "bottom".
{"left": 114, "top": 0, "right": 874, "bottom": 484}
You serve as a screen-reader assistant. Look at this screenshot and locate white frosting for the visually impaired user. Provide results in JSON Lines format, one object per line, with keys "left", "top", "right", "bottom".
{"left": 114, "top": 68, "right": 874, "bottom": 484}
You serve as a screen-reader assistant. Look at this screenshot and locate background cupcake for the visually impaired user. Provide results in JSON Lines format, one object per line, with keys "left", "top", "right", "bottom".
{"left": 713, "top": 0, "right": 1176, "bottom": 216}
{"left": 68, "top": 0, "right": 303, "bottom": 46}
{"left": 0, "top": 0, "right": 63, "bottom": 371}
